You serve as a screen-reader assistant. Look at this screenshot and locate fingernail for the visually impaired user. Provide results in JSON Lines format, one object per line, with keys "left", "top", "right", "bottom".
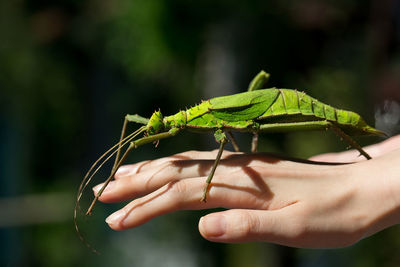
{"left": 92, "top": 183, "right": 103, "bottom": 194}
{"left": 116, "top": 166, "right": 130, "bottom": 176}
{"left": 200, "top": 214, "right": 226, "bottom": 237}
{"left": 92, "top": 182, "right": 115, "bottom": 194}
{"left": 106, "top": 209, "right": 126, "bottom": 226}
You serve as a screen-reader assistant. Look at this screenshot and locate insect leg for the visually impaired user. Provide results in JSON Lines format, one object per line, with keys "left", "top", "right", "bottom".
{"left": 258, "top": 120, "right": 372, "bottom": 160}
{"left": 125, "top": 114, "right": 150, "bottom": 125}
{"left": 86, "top": 145, "right": 134, "bottom": 215}
{"left": 329, "top": 124, "right": 372, "bottom": 160}
{"left": 112, "top": 114, "right": 151, "bottom": 173}
{"left": 201, "top": 130, "right": 228, "bottom": 202}
{"left": 251, "top": 133, "right": 259, "bottom": 153}
{"left": 248, "top": 70, "right": 270, "bottom": 91}
{"left": 111, "top": 117, "right": 129, "bottom": 174}
{"left": 226, "top": 131, "right": 240, "bottom": 152}
{"left": 259, "top": 120, "right": 332, "bottom": 132}
{"left": 85, "top": 127, "right": 181, "bottom": 215}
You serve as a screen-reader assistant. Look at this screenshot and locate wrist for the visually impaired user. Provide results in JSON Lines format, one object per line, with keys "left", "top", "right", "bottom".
{"left": 355, "top": 149, "right": 400, "bottom": 238}
{"left": 380, "top": 150, "right": 400, "bottom": 225}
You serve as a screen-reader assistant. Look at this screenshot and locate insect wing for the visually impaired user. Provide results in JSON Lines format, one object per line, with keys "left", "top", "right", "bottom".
{"left": 210, "top": 89, "right": 280, "bottom": 121}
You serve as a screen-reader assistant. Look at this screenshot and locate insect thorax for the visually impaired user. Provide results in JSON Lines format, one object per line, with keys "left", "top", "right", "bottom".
{"left": 147, "top": 111, "right": 165, "bottom": 135}
{"left": 163, "top": 110, "right": 187, "bottom": 130}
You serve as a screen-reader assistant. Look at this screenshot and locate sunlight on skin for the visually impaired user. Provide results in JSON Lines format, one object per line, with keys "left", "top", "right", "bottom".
{"left": 93, "top": 135, "right": 400, "bottom": 249}
{"left": 309, "top": 135, "right": 400, "bottom": 162}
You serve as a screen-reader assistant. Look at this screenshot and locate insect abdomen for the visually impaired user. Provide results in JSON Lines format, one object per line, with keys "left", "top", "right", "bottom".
{"left": 259, "top": 89, "right": 342, "bottom": 122}
{"left": 257, "top": 89, "right": 385, "bottom": 136}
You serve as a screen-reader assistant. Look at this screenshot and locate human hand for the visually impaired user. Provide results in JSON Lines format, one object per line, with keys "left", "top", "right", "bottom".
{"left": 309, "top": 134, "right": 400, "bottom": 162}
{"left": 93, "top": 137, "right": 400, "bottom": 248}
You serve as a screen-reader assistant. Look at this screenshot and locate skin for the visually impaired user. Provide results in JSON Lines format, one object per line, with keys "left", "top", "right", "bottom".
{"left": 93, "top": 135, "right": 400, "bottom": 249}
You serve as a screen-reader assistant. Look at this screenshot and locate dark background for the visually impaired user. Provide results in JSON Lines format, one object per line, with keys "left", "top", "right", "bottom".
{"left": 1, "top": 0, "right": 400, "bottom": 266}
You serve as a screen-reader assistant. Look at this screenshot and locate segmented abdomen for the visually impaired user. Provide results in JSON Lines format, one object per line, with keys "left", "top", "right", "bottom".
{"left": 258, "top": 89, "right": 360, "bottom": 125}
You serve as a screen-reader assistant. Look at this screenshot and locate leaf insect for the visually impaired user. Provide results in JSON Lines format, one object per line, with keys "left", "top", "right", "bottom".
{"left": 75, "top": 70, "right": 385, "bottom": 252}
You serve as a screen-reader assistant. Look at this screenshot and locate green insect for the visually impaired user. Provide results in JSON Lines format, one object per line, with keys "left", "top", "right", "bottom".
{"left": 75, "top": 70, "right": 385, "bottom": 251}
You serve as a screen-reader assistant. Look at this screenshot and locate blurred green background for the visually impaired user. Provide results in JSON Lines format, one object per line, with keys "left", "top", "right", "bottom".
{"left": 1, "top": 0, "right": 400, "bottom": 266}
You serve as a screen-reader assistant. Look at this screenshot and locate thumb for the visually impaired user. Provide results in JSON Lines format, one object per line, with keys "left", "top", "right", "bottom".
{"left": 198, "top": 208, "right": 299, "bottom": 244}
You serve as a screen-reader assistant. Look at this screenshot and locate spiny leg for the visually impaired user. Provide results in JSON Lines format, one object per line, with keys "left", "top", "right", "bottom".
{"left": 247, "top": 70, "right": 282, "bottom": 152}
{"left": 86, "top": 145, "right": 134, "bottom": 215}
{"left": 74, "top": 115, "right": 150, "bottom": 253}
{"left": 74, "top": 136, "right": 139, "bottom": 254}
{"left": 77, "top": 126, "right": 146, "bottom": 206}
{"left": 85, "top": 127, "right": 181, "bottom": 215}
{"left": 201, "top": 130, "right": 228, "bottom": 202}
{"left": 112, "top": 114, "right": 150, "bottom": 174}
{"left": 100, "top": 114, "right": 147, "bottom": 210}
{"left": 258, "top": 120, "right": 372, "bottom": 160}
{"left": 75, "top": 125, "right": 147, "bottom": 226}
{"left": 329, "top": 124, "right": 372, "bottom": 160}
{"left": 111, "top": 117, "right": 128, "bottom": 174}
{"left": 251, "top": 133, "right": 259, "bottom": 153}
{"left": 125, "top": 114, "right": 150, "bottom": 125}
{"left": 226, "top": 131, "right": 240, "bottom": 152}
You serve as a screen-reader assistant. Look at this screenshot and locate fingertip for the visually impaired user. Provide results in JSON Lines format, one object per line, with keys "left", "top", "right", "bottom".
{"left": 105, "top": 209, "right": 126, "bottom": 230}
{"left": 199, "top": 214, "right": 227, "bottom": 238}
{"left": 92, "top": 183, "right": 103, "bottom": 195}
{"left": 92, "top": 181, "right": 116, "bottom": 195}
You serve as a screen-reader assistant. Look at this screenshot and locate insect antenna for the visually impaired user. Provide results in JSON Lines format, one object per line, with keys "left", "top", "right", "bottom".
{"left": 85, "top": 143, "right": 134, "bottom": 215}
{"left": 76, "top": 126, "right": 146, "bottom": 206}
{"left": 76, "top": 132, "right": 135, "bottom": 208}
{"left": 74, "top": 126, "right": 146, "bottom": 253}
{"left": 111, "top": 116, "right": 128, "bottom": 174}
{"left": 74, "top": 205, "right": 100, "bottom": 254}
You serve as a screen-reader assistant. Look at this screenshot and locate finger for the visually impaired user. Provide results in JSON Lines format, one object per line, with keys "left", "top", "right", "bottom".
{"left": 95, "top": 159, "right": 215, "bottom": 202}
{"left": 104, "top": 175, "right": 272, "bottom": 230}
{"left": 114, "top": 150, "right": 236, "bottom": 179}
{"left": 96, "top": 152, "right": 247, "bottom": 202}
{"left": 309, "top": 135, "right": 400, "bottom": 163}
{"left": 308, "top": 150, "right": 362, "bottom": 163}
{"left": 95, "top": 157, "right": 307, "bottom": 203}
{"left": 363, "top": 134, "right": 400, "bottom": 156}
{"left": 198, "top": 207, "right": 303, "bottom": 246}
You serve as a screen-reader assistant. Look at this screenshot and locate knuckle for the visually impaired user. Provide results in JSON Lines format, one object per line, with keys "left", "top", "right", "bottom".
{"left": 170, "top": 180, "right": 187, "bottom": 193}
{"left": 238, "top": 210, "right": 261, "bottom": 237}
{"left": 152, "top": 161, "right": 179, "bottom": 179}
{"left": 160, "top": 161, "right": 175, "bottom": 171}
{"left": 167, "top": 180, "right": 187, "bottom": 198}
{"left": 129, "top": 161, "right": 150, "bottom": 175}
{"left": 165, "top": 180, "right": 188, "bottom": 208}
